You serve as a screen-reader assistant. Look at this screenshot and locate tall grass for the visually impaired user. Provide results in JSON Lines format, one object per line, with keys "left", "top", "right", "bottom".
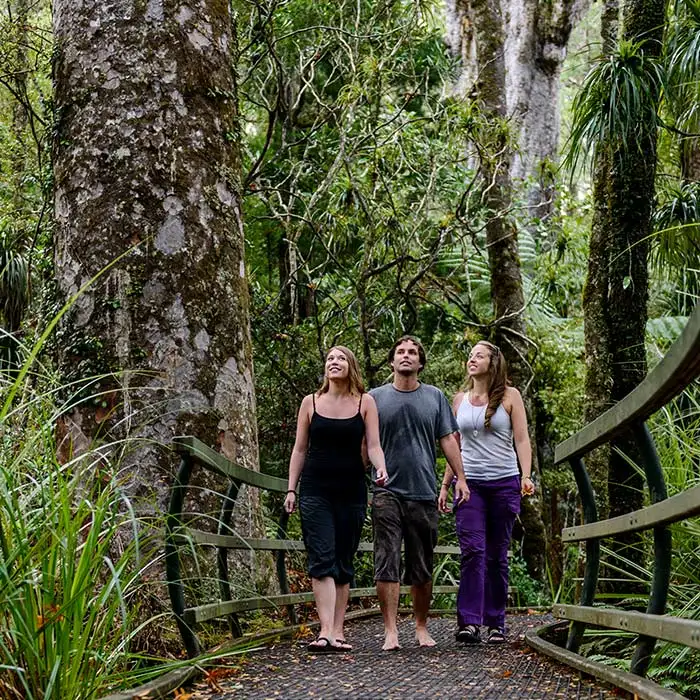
{"left": 0, "top": 350, "right": 166, "bottom": 699}
{"left": 577, "top": 387, "right": 700, "bottom": 697}
{"left": 646, "top": 388, "right": 700, "bottom": 696}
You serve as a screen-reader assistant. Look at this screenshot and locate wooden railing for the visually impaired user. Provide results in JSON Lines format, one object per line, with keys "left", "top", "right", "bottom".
{"left": 526, "top": 304, "right": 700, "bottom": 700}
{"left": 164, "top": 437, "right": 464, "bottom": 658}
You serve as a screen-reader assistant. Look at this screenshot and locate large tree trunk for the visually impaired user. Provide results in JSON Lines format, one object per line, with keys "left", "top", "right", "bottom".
{"left": 447, "top": 0, "right": 547, "bottom": 581}
{"left": 581, "top": 0, "right": 619, "bottom": 521}
{"left": 52, "top": 0, "right": 264, "bottom": 585}
{"left": 583, "top": 0, "right": 665, "bottom": 576}
{"left": 446, "top": 0, "right": 589, "bottom": 220}
{"left": 607, "top": 0, "right": 664, "bottom": 563}
{"left": 582, "top": 150, "right": 614, "bottom": 519}
{"left": 504, "top": 0, "right": 589, "bottom": 219}
{"left": 681, "top": 138, "right": 700, "bottom": 184}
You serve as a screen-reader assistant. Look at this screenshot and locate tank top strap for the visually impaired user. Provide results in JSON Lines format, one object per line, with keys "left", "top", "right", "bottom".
{"left": 312, "top": 393, "right": 316, "bottom": 412}
{"left": 357, "top": 392, "right": 363, "bottom": 413}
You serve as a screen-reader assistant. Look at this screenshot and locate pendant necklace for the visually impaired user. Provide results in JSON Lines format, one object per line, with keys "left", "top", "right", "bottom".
{"left": 470, "top": 393, "right": 486, "bottom": 438}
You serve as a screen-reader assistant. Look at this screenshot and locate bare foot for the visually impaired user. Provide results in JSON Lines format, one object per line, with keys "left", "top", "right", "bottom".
{"left": 382, "top": 632, "right": 401, "bottom": 651}
{"left": 416, "top": 627, "right": 436, "bottom": 647}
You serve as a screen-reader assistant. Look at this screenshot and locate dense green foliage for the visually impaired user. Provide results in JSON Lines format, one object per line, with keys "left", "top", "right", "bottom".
{"left": 237, "top": 0, "right": 591, "bottom": 487}
{"left": 0, "top": 0, "right": 698, "bottom": 696}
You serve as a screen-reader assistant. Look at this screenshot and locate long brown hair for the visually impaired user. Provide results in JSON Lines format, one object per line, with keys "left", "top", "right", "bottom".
{"left": 465, "top": 341, "right": 508, "bottom": 430}
{"left": 317, "top": 345, "right": 365, "bottom": 397}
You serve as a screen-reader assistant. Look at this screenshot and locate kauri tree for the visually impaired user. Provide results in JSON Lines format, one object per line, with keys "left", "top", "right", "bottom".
{"left": 52, "top": 1, "right": 261, "bottom": 551}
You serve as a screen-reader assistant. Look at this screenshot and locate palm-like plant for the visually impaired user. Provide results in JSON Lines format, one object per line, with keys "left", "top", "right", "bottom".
{"left": 0, "top": 235, "right": 28, "bottom": 333}
{"left": 666, "top": 0, "right": 700, "bottom": 139}
{"left": 563, "top": 38, "right": 665, "bottom": 174}
{"left": 650, "top": 0, "right": 700, "bottom": 314}
{"left": 653, "top": 183, "right": 700, "bottom": 273}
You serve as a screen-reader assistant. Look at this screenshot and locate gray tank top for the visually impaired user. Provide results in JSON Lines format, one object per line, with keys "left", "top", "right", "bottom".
{"left": 456, "top": 394, "right": 519, "bottom": 481}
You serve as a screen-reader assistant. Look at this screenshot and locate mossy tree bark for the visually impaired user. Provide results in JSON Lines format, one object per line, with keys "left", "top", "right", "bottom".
{"left": 583, "top": 0, "right": 665, "bottom": 576}
{"left": 580, "top": 0, "right": 621, "bottom": 522}
{"left": 448, "top": 0, "right": 548, "bottom": 581}
{"left": 52, "top": 0, "right": 266, "bottom": 588}
{"left": 681, "top": 139, "right": 700, "bottom": 184}
{"left": 582, "top": 149, "right": 614, "bottom": 520}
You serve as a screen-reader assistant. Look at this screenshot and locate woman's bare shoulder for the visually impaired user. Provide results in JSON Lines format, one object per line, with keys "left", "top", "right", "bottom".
{"left": 360, "top": 392, "right": 378, "bottom": 419}
{"left": 504, "top": 386, "right": 523, "bottom": 401}
{"left": 503, "top": 386, "right": 523, "bottom": 410}
{"left": 299, "top": 393, "right": 315, "bottom": 413}
{"left": 362, "top": 392, "right": 377, "bottom": 407}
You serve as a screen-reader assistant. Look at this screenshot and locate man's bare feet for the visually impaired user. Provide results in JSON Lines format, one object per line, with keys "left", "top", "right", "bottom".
{"left": 415, "top": 627, "right": 436, "bottom": 647}
{"left": 382, "top": 631, "right": 401, "bottom": 651}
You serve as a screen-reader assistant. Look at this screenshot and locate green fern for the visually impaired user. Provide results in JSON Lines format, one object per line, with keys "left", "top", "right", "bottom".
{"left": 646, "top": 315, "right": 690, "bottom": 343}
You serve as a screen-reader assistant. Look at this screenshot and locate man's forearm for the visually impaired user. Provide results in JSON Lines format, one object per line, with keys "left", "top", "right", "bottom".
{"left": 446, "top": 447, "right": 464, "bottom": 479}
{"left": 440, "top": 468, "right": 453, "bottom": 489}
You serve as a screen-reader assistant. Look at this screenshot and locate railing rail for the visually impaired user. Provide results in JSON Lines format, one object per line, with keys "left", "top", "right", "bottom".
{"left": 555, "top": 306, "right": 700, "bottom": 464}
{"left": 165, "top": 436, "right": 466, "bottom": 658}
{"left": 528, "top": 304, "right": 700, "bottom": 700}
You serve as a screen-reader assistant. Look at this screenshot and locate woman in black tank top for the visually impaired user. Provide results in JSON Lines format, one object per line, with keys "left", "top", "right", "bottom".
{"left": 285, "top": 346, "right": 387, "bottom": 653}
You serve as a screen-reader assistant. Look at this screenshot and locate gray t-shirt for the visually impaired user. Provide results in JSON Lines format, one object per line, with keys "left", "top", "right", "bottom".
{"left": 370, "top": 382, "right": 459, "bottom": 501}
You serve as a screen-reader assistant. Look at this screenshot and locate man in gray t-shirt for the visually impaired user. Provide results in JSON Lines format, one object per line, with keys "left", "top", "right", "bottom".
{"left": 370, "top": 336, "right": 469, "bottom": 650}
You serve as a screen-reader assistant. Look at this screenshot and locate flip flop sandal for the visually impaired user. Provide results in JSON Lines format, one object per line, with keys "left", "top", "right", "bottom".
{"left": 335, "top": 639, "right": 353, "bottom": 651}
{"left": 455, "top": 624, "right": 480, "bottom": 644}
{"left": 307, "top": 636, "right": 340, "bottom": 653}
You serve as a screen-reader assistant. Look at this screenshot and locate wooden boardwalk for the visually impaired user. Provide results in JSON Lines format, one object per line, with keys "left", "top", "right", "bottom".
{"left": 187, "top": 613, "right": 620, "bottom": 699}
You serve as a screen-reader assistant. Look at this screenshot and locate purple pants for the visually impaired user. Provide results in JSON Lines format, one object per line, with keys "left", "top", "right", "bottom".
{"left": 455, "top": 475, "right": 521, "bottom": 629}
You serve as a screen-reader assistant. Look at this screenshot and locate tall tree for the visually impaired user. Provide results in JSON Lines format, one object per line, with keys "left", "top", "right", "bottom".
{"left": 571, "top": 0, "right": 665, "bottom": 555}
{"left": 445, "top": 0, "right": 547, "bottom": 579}
{"left": 52, "top": 1, "right": 261, "bottom": 543}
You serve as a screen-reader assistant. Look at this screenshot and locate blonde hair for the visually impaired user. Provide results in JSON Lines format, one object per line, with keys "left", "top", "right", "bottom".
{"left": 317, "top": 345, "right": 365, "bottom": 397}
{"left": 465, "top": 341, "right": 508, "bottom": 430}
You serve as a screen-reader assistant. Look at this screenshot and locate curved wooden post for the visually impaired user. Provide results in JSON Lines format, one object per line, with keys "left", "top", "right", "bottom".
{"left": 566, "top": 456, "right": 600, "bottom": 654}
{"left": 165, "top": 456, "right": 201, "bottom": 658}
{"left": 218, "top": 479, "right": 243, "bottom": 638}
{"left": 276, "top": 508, "right": 297, "bottom": 625}
{"left": 630, "top": 422, "right": 671, "bottom": 676}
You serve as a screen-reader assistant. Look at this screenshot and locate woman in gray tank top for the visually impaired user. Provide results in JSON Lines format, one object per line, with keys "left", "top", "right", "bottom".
{"left": 438, "top": 341, "right": 535, "bottom": 645}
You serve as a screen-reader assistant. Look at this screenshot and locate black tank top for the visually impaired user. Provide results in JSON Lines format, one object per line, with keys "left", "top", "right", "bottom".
{"left": 299, "top": 394, "right": 367, "bottom": 503}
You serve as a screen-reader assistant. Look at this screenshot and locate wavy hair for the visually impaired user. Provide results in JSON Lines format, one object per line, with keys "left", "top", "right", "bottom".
{"left": 388, "top": 335, "right": 426, "bottom": 373}
{"left": 317, "top": 345, "right": 365, "bottom": 397}
{"left": 465, "top": 341, "right": 508, "bottom": 430}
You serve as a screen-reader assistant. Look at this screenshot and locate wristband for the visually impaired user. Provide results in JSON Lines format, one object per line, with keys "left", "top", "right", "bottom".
{"left": 286, "top": 489, "right": 297, "bottom": 495}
